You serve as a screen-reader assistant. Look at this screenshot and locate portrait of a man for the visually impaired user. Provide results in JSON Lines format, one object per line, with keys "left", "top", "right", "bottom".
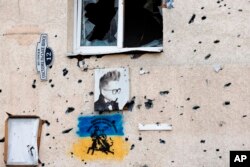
{"left": 94, "top": 68, "right": 129, "bottom": 112}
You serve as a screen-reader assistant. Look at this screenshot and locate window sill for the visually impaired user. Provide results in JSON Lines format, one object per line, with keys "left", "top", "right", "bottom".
{"left": 67, "top": 47, "right": 163, "bottom": 56}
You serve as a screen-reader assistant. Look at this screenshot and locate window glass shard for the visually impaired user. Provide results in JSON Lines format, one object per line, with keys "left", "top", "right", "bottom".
{"left": 81, "top": 0, "right": 118, "bottom": 46}
{"left": 124, "top": 0, "right": 163, "bottom": 47}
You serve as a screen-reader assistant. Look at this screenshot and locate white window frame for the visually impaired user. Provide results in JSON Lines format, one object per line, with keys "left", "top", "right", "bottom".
{"left": 71, "top": 0, "right": 163, "bottom": 56}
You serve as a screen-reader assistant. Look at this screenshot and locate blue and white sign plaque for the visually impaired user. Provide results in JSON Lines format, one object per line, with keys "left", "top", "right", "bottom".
{"left": 36, "top": 34, "right": 53, "bottom": 81}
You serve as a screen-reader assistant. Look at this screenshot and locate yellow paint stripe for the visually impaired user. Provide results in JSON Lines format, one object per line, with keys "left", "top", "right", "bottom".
{"left": 72, "top": 137, "right": 129, "bottom": 161}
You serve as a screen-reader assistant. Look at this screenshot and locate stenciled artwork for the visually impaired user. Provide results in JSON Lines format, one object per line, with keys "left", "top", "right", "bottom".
{"left": 94, "top": 68, "right": 129, "bottom": 112}
{"left": 72, "top": 114, "right": 129, "bottom": 160}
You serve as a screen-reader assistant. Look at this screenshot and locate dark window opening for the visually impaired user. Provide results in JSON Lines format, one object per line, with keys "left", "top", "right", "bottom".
{"left": 81, "top": 0, "right": 118, "bottom": 46}
{"left": 124, "top": 0, "right": 163, "bottom": 47}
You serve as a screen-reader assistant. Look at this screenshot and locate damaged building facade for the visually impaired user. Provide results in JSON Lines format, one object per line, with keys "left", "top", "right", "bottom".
{"left": 1, "top": 0, "right": 250, "bottom": 166}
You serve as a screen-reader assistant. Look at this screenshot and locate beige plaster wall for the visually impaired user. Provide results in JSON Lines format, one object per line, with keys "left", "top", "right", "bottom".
{"left": 0, "top": 0, "right": 250, "bottom": 166}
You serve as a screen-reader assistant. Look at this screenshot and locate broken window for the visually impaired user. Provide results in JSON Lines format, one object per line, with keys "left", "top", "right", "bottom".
{"left": 72, "top": 0, "right": 163, "bottom": 55}
{"left": 81, "top": 0, "right": 118, "bottom": 46}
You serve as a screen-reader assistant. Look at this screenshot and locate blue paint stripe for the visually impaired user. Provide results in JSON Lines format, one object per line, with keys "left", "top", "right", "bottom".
{"left": 77, "top": 114, "right": 124, "bottom": 137}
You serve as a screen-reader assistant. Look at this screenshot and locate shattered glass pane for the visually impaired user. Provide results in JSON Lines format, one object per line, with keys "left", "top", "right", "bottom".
{"left": 81, "top": 0, "right": 118, "bottom": 46}
{"left": 124, "top": 0, "right": 163, "bottom": 47}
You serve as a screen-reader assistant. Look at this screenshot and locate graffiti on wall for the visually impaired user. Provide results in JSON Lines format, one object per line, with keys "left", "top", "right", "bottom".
{"left": 72, "top": 114, "right": 129, "bottom": 160}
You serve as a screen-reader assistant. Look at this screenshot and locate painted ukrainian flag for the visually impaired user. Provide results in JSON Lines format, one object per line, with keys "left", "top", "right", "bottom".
{"left": 72, "top": 114, "right": 129, "bottom": 160}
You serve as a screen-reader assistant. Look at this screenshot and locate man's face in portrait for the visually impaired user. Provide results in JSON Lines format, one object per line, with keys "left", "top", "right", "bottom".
{"left": 101, "top": 80, "right": 121, "bottom": 102}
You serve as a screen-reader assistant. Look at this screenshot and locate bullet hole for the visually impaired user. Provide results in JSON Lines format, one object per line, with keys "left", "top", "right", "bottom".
{"left": 130, "top": 144, "right": 135, "bottom": 150}
{"left": 171, "top": 161, "right": 175, "bottom": 163}
{"left": 159, "top": 91, "right": 169, "bottom": 95}
{"left": 63, "top": 68, "right": 68, "bottom": 76}
{"left": 0, "top": 137, "right": 5, "bottom": 143}
{"left": 219, "top": 156, "right": 222, "bottom": 159}
{"left": 203, "top": 150, "right": 207, "bottom": 152}
{"left": 201, "top": 16, "right": 207, "bottom": 20}
{"left": 130, "top": 53, "right": 144, "bottom": 59}
{"left": 159, "top": 139, "right": 166, "bottom": 144}
{"left": 54, "top": 35, "right": 57, "bottom": 38}
{"left": 242, "top": 115, "right": 247, "bottom": 118}
{"left": 238, "top": 9, "right": 243, "bottom": 12}
{"left": 145, "top": 99, "right": 154, "bottom": 109}
{"left": 0, "top": 89, "right": 2, "bottom": 93}
{"left": 193, "top": 106, "right": 200, "bottom": 110}
{"left": 201, "top": 7, "right": 204, "bottom": 10}
{"left": 78, "top": 79, "right": 82, "bottom": 83}
{"left": 89, "top": 91, "right": 94, "bottom": 96}
{"left": 188, "top": 14, "right": 196, "bottom": 24}
{"left": 49, "top": 79, "right": 52, "bottom": 83}
{"left": 186, "top": 97, "right": 190, "bottom": 101}
{"left": 51, "top": 84, "right": 54, "bottom": 88}
{"left": 124, "top": 96, "right": 136, "bottom": 111}
{"left": 44, "top": 120, "right": 51, "bottom": 126}
{"left": 223, "top": 101, "right": 230, "bottom": 105}
{"left": 228, "top": 12, "right": 231, "bottom": 15}
{"left": 46, "top": 133, "right": 50, "bottom": 136}
{"left": 224, "top": 83, "right": 231, "bottom": 87}
{"left": 214, "top": 40, "right": 220, "bottom": 44}
{"left": 217, "top": 0, "right": 220, "bottom": 4}
{"left": 205, "top": 54, "right": 211, "bottom": 60}
{"left": 32, "top": 80, "right": 36, "bottom": 89}
{"left": 219, "top": 121, "right": 225, "bottom": 127}
{"left": 200, "top": 140, "right": 206, "bottom": 143}
{"left": 137, "top": 104, "right": 142, "bottom": 109}
{"left": 62, "top": 128, "right": 73, "bottom": 134}
{"left": 138, "top": 137, "right": 142, "bottom": 141}
{"left": 65, "top": 107, "right": 75, "bottom": 114}
{"left": 216, "top": 149, "right": 220, "bottom": 152}
{"left": 171, "top": 30, "right": 174, "bottom": 33}
{"left": 49, "top": 65, "right": 53, "bottom": 69}
{"left": 194, "top": 49, "right": 197, "bottom": 52}
{"left": 180, "top": 113, "right": 183, "bottom": 116}
{"left": 237, "top": 45, "right": 241, "bottom": 48}
{"left": 168, "top": 40, "right": 171, "bottom": 43}
{"left": 198, "top": 41, "right": 202, "bottom": 44}
{"left": 125, "top": 137, "right": 129, "bottom": 141}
